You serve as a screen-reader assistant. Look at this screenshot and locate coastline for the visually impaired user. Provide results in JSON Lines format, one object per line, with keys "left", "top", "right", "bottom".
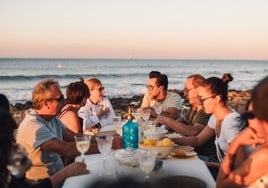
{"left": 10, "top": 89, "right": 251, "bottom": 125}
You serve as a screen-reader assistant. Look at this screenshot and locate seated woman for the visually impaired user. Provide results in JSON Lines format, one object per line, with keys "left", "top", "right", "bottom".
{"left": 78, "top": 77, "right": 115, "bottom": 135}
{"left": 59, "top": 79, "right": 90, "bottom": 134}
{"left": 170, "top": 75, "right": 245, "bottom": 179}
{"left": 217, "top": 76, "right": 268, "bottom": 188}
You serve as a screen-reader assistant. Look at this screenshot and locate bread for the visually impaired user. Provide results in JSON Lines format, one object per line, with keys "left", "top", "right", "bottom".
{"left": 172, "top": 149, "right": 187, "bottom": 157}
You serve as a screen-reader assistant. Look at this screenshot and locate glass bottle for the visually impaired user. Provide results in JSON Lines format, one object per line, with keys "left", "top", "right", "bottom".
{"left": 122, "top": 107, "right": 139, "bottom": 149}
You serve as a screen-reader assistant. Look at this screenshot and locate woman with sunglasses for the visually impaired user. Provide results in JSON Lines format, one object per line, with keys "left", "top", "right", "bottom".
{"left": 171, "top": 74, "right": 245, "bottom": 179}
{"left": 78, "top": 77, "right": 115, "bottom": 135}
{"left": 217, "top": 76, "right": 268, "bottom": 188}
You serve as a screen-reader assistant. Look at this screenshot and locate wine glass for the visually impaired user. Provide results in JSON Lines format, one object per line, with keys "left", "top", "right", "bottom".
{"left": 138, "top": 149, "right": 157, "bottom": 179}
{"left": 131, "top": 108, "right": 142, "bottom": 120}
{"left": 74, "top": 135, "right": 91, "bottom": 162}
{"left": 95, "top": 135, "right": 114, "bottom": 175}
{"left": 141, "top": 109, "right": 151, "bottom": 123}
{"left": 154, "top": 104, "right": 163, "bottom": 117}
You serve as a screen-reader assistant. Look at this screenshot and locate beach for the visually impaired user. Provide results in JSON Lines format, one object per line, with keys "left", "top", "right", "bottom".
{"left": 10, "top": 89, "right": 251, "bottom": 125}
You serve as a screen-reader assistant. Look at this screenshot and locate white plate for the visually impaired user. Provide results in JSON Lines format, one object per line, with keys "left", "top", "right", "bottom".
{"left": 165, "top": 133, "right": 183, "bottom": 139}
{"left": 170, "top": 150, "right": 197, "bottom": 158}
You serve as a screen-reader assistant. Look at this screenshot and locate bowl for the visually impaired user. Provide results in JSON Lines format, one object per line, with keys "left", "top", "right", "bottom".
{"left": 143, "top": 129, "right": 168, "bottom": 140}
{"left": 138, "top": 141, "right": 174, "bottom": 159}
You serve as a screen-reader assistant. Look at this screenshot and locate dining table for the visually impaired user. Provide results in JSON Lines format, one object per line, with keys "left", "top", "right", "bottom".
{"left": 62, "top": 125, "right": 216, "bottom": 188}
{"left": 62, "top": 152, "right": 216, "bottom": 188}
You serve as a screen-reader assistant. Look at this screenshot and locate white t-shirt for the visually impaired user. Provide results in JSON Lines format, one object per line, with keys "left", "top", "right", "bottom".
{"left": 208, "top": 111, "right": 242, "bottom": 162}
{"left": 78, "top": 97, "right": 115, "bottom": 131}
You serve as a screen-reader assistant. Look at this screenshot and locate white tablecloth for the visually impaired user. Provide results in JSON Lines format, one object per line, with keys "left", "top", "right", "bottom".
{"left": 62, "top": 153, "right": 215, "bottom": 188}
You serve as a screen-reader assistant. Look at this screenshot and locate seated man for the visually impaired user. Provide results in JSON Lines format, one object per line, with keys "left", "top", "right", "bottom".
{"left": 16, "top": 78, "right": 121, "bottom": 181}
{"left": 157, "top": 74, "right": 216, "bottom": 158}
{"left": 141, "top": 71, "right": 182, "bottom": 120}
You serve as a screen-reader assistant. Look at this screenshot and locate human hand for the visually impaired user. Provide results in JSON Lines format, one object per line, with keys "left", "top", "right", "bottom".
{"left": 156, "top": 115, "right": 167, "bottom": 124}
{"left": 64, "top": 162, "right": 89, "bottom": 178}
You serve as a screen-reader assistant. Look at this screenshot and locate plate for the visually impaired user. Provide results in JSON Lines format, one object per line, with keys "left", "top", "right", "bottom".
{"left": 157, "top": 175, "right": 206, "bottom": 188}
{"left": 170, "top": 149, "right": 197, "bottom": 158}
{"left": 174, "top": 145, "right": 194, "bottom": 152}
{"left": 165, "top": 133, "right": 183, "bottom": 139}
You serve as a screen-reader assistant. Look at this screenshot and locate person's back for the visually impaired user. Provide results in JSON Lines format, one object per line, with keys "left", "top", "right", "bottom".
{"left": 59, "top": 80, "right": 89, "bottom": 134}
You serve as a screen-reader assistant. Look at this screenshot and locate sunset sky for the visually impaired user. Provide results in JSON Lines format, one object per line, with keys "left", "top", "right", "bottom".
{"left": 0, "top": 0, "right": 267, "bottom": 60}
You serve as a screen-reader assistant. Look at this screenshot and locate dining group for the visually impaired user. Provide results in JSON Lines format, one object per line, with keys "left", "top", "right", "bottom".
{"left": 1, "top": 70, "right": 268, "bottom": 188}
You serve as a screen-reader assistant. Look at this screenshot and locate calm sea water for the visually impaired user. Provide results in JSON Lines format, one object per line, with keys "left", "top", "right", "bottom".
{"left": 0, "top": 58, "right": 267, "bottom": 104}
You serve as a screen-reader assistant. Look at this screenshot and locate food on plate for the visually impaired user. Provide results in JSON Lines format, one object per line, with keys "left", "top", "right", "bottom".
{"left": 142, "top": 138, "right": 173, "bottom": 147}
{"left": 172, "top": 149, "right": 187, "bottom": 157}
{"left": 165, "top": 132, "right": 183, "bottom": 139}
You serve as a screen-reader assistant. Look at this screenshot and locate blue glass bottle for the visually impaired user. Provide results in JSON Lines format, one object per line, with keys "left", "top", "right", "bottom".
{"left": 122, "top": 108, "right": 139, "bottom": 149}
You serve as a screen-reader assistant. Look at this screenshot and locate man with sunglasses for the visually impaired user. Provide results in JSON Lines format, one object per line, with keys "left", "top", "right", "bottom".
{"left": 16, "top": 78, "right": 102, "bottom": 182}
{"left": 141, "top": 71, "right": 182, "bottom": 120}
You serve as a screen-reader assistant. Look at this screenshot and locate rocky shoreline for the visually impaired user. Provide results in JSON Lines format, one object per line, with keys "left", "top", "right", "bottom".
{"left": 10, "top": 89, "right": 251, "bottom": 125}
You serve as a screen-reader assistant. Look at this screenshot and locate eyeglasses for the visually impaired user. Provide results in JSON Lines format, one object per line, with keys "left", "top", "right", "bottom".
{"left": 45, "top": 94, "right": 64, "bottom": 103}
{"left": 198, "top": 94, "right": 217, "bottom": 104}
{"left": 146, "top": 85, "right": 158, "bottom": 91}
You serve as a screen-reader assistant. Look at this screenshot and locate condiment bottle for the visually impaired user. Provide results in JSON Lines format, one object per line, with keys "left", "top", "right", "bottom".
{"left": 122, "top": 107, "right": 139, "bottom": 149}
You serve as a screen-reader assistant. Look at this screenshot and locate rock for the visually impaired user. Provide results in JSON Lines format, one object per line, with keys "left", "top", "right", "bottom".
{"left": 10, "top": 90, "right": 252, "bottom": 125}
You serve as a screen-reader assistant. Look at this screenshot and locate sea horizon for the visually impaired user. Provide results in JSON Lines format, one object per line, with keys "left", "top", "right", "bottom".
{"left": 1, "top": 58, "right": 267, "bottom": 105}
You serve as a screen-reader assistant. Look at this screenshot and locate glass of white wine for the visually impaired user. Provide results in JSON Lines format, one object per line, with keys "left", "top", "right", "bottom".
{"left": 138, "top": 149, "right": 157, "bottom": 179}
{"left": 74, "top": 135, "right": 91, "bottom": 162}
{"left": 154, "top": 104, "right": 163, "bottom": 117}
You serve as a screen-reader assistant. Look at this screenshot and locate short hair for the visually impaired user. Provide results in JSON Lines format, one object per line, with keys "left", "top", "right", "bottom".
{"left": 32, "top": 78, "right": 61, "bottom": 109}
{"left": 187, "top": 74, "right": 205, "bottom": 87}
{"left": 251, "top": 76, "right": 268, "bottom": 122}
{"left": 149, "top": 71, "right": 168, "bottom": 90}
{"left": 84, "top": 78, "right": 102, "bottom": 90}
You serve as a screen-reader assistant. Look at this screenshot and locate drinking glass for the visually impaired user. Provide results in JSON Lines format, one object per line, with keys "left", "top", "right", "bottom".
{"left": 138, "top": 149, "right": 157, "bottom": 179}
{"left": 154, "top": 104, "right": 162, "bottom": 117}
{"left": 113, "top": 116, "right": 122, "bottom": 136}
{"left": 141, "top": 109, "right": 151, "bottom": 123}
{"left": 96, "top": 135, "right": 114, "bottom": 175}
{"left": 131, "top": 108, "right": 142, "bottom": 120}
{"left": 74, "top": 135, "right": 91, "bottom": 162}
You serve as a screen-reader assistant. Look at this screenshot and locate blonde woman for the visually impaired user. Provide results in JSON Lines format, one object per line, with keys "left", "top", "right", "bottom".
{"left": 78, "top": 78, "right": 115, "bottom": 134}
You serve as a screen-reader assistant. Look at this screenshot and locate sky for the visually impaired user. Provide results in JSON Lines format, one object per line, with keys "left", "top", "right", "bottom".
{"left": 0, "top": 0, "right": 268, "bottom": 60}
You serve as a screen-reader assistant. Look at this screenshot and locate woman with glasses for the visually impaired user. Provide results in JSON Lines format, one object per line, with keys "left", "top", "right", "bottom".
{"left": 170, "top": 74, "right": 245, "bottom": 179}
{"left": 78, "top": 77, "right": 115, "bottom": 135}
{"left": 217, "top": 76, "right": 268, "bottom": 188}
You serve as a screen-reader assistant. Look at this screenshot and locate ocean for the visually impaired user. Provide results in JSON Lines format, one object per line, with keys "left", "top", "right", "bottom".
{"left": 0, "top": 58, "right": 267, "bottom": 105}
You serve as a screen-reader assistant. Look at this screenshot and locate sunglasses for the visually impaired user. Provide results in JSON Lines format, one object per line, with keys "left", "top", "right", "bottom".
{"left": 43, "top": 94, "right": 64, "bottom": 102}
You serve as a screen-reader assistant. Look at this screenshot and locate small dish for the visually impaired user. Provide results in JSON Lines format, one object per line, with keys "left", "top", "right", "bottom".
{"left": 170, "top": 149, "right": 197, "bottom": 158}
{"left": 165, "top": 133, "right": 183, "bottom": 139}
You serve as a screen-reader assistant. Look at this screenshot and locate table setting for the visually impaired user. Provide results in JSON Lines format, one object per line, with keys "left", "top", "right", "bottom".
{"left": 62, "top": 117, "right": 216, "bottom": 188}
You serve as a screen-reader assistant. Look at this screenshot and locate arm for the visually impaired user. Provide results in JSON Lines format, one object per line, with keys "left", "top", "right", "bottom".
{"left": 41, "top": 135, "right": 99, "bottom": 158}
{"left": 157, "top": 115, "right": 205, "bottom": 136}
{"left": 172, "top": 125, "right": 215, "bottom": 147}
{"left": 99, "top": 98, "right": 115, "bottom": 126}
{"left": 49, "top": 162, "right": 89, "bottom": 188}
{"left": 217, "top": 127, "right": 266, "bottom": 188}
